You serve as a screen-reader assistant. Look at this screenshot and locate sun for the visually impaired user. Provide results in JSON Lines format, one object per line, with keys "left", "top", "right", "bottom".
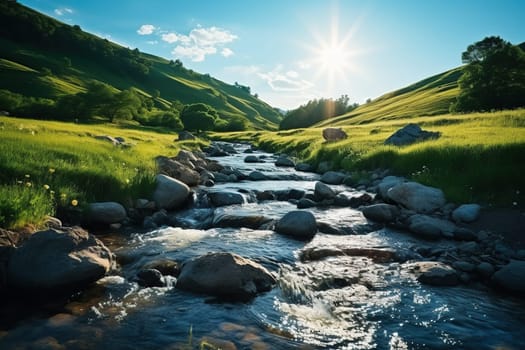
{"left": 317, "top": 43, "right": 351, "bottom": 74}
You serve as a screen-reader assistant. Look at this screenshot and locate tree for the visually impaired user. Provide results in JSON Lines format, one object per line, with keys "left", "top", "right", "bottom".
{"left": 180, "top": 103, "right": 218, "bottom": 131}
{"left": 453, "top": 36, "right": 525, "bottom": 112}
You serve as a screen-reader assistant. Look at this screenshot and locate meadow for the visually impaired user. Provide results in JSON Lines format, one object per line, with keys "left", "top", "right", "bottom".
{"left": 0, "top": 116, "right": 204, "bottom": 229}
{"left": 212, "top": 109, "right": 525, "bottom": 208}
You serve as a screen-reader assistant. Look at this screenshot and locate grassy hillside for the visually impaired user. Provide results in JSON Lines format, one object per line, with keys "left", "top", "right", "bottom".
{"left": 0, "top": 1, "right": 281, "bottom": 130}
{"left": 0, "top": 115, "right": 206, "bottom": 229}
{"left": 317, "top": 67, "right": 462, "bottom": 127}
{"left": 213, "top": 109, "right": 525, "bottom": 208}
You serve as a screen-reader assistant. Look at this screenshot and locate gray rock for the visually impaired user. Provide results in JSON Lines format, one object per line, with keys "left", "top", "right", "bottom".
{"left": 452, "top": 261, "right": 476, "bottom": 272}
{"left": 362, "top": 204, "right": 400, "bottom": 223}
{"left": 289, "top": 189, "right": 306, "bottom": 200}
{"left": 320, "top": 171, "right": 346, "bottom": 185}
{"left": 452, "top": 204, "right": 481, "bottom": 223}
{"left": 212, "top": 212, "right": 272, "bottom": 229}
{"left": 408, "top": 214, "right": 456, "bottom": 239}
{"left": 7, "top": 227, "right": 113, "bottom": 292}
{"left": 152, "top": 209, "right": 169, "bottom": 226}
{"left": 248, "top": 171, "right": 267, "bottom": 181}
{"left": 408, "top": 261, "right": 459, "bottom": 286}
{"left": 297, "top": 198, "right": 317, "bottom": 209}
{"left": 143, "top": 216, "right": 158, "bottom": 230}
{"left": 153, "top": 174, "right": 191, "bottom": 210}
{"left": 156, "top": 156, "right": 200, "bottom": 186}
{"left": 492, "top": 260, "right": 525, "bottom": 294}
{"left": 136, "top": 269, "right": 165, "bottom": 287}
{"left": 143, "top": 259, "right": 181, "bottom": 277}
{"left": 295, "top": 163, "right": 313, "bottom": 172}
{"left": 177, "top": 131, "right": 196, "bottom": 141}
{"left": 476, "top": 262, "right": 495, "bottom": 279}
{"left": 212, "top": 172, "right": 230, "bottom": 183}
{"left": 275, "top": 156, "right": 295, "bottom": 167}
{"left": 43, "top": 215, "right": 62, "bottom": 229}
{"left": 387, "top": 182, "right": 446, "bottom": 213}
{"left": 458, "top": 241, "right": 479, "bottom": 254}
{"left": 334, "top": 192, "right": 353, "bottom": 207}
{"left": 208, "top": 191, "right": 245, "bottom": 207}
{"left": 275, "top": 211, "right": 317, "bottom": 240}
{"left": 322, "top": 127, "right": 348, "bottom": 142}
{"left": 377, "top": 176, "right": 405, "bottom": 199}
{"left": 314, "top": 181, "right": 336, "bottom": 200}
{"left": 87, "top": 202, "right": 127, "bottom": 225}
{"left": 384, "top": 123, "right": 440, "bottom": 146}
{"left": 177, "top": 252, "right": 276, "bottom": 299}
{"left": 244, "top": 155, "right": 260, "bottom": 163}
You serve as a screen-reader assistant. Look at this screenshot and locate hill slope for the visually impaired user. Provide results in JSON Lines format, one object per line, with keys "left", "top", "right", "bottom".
{"left": 0, "top": 1, "right": 281, "bottom": 129}
{"left": 317, "top": 67, "right": 462, "bottom": 127}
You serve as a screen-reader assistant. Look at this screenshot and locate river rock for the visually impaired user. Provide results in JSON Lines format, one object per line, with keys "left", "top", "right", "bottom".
{"left": 174, "top": 150, "right": 198, "bottom": 165}
{"left": 349, "top": 193, "right": 374, "bottom": 208}
{"left": 320, "top": 171, "right": 346, "bottom": 185}
{"left": 136, "top": 269, "right": 165, "bottom": 287}
{"left": 212, "top": 212, "right": 273, "bottom": 229}
{"left": 322, "top": 127, "right": 347, "bottom": 142}
{"left": 156, "top": 156, "right": 200, "bottom": 186}
{"left": 143, "top": 259, "right": 181, "bottom": 277}
{"left": 492, "top": 260, "right": 525, "bottom": 294}
{"left": 453, "top": 261, "right": 476, "bottom": 272}
{"left": 7, "top": 227, "right": 113, "bottom": 292}
{"left": 408, "top": 261, "right": 459, "bottom": 286}
{"left": 387, "top": 182, "right": 446, "bottom": 213}
{"left": 314, "top": 181, "right": 336, "bottom": 200}
{"left": 244, "top": 155, "right": 260, "bottom": 163}
{"left": 452, "top": 204, "right": 481, "bottom": 223}
{"left": 408, "top": 214, "right": 456, "bottom": 239}
{"left": 384, "top": 123, "right": 441, "bottom": 146}
{"left": 377, "top": 176, "right": 406, "bottom": 199}
{"left": 248, "top": 171, "right": 267, "bottom": 181}
{"left": 86, "top": 202, "right": 127, "bottom": 225}
{"left": 362, "top": 204, "right": 400, "bottom": 223}
{"left": 295, "top": 163, "right": 313, "bottom": 172}
{"left": 177, "top": 252, "right": 276, "bottom": 299}
{"left": 153, "top": 174, "right": 191, "bottom": 210}
{"left": 275, "top": 211, "right": 317, "bottom": 240}
{"left": 297, "top": 198, "right": 317, "bottom": 209}
{"left": 275, "top": 156, "right": 295, "bottom": 167}
{"left": 208, "top": 191, "right": 245, "bottom": 207}
{"left": 476, "top": 262, "right": 495, "bottom": 279}
{"left": 177, "top": 131, "right": 196, "bottom": 141}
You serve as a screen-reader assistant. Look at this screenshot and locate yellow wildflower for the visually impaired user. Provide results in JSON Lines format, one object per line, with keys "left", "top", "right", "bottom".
{"left": 71, "top": 199, "right": 78, "bottom": 207}
{"left": 43, "top": 184, "right": 50, "bottom": 190}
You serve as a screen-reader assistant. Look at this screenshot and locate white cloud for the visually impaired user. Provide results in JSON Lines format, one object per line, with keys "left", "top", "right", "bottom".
{"left": 137, "top": 24, "right": 156, "bottom": 35}
{"left": 172, "top": 45, "right": 217, "bottom": 62}
{"left": 54, "top": 7, "right": 73, "bottom": 16}
{"left": 146, "top": 40, "right": 158, "bottom": 45}
{"left": 258, "top": 67, "right": 314, "bottom": 92}
{"left": 297, "top": 60, "right": 312, "bottom": 70}
{"left": 160, "top": 26, "right": 237, "bottom": 62}
{"left": 221, "top": 48, "right": 234, "bottom": 58}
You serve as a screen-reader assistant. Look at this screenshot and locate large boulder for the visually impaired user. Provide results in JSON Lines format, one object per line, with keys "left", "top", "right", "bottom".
{"left": 7, "top": 227, "right": 113, "bottom": 292}
{"left": 384, "top": 123, "right": 440, "bottom": 146}
{"left": 156, "top": 156, "right": 200, "bottom": 186}
{"left": 492, "top": 260, "right": 525, "bottom": 295}
{"left": 408, "top": 261, "right": 459, "bottom": 286}
{"left": 362, "top": 204, "right": 400, "bottom": 223}
{"left": 322, "top": 127, "right": 347, "bottom": 142}
{"left": 314, "top": 181, "right": 336, "bottom": 200}
{"left": 387, "top": 182, "right": 446, "bottom": 213}
{"left": 275, "top": 211, "right": 317, "bottom": 240}
{"left": 208, "top": 191, "right": 245, "bottom": 207}
{"left": 153, "top": 174, "right": 191, "bottom": 210}
{"left": 377, "top": 176, "right": 406, "bottom": 199}
{"left": 320, "top": 171, "right": 346, "bottom": 185}
{"left": 408, "top": 214, "right": 456, "bottom": 239}
{"left": 177, "top": 252, "right": 275, "bottom": 299}
{"left": 452, "top": 204, "right": 481, "bottom": 223}
{"left": 86, "top": 202, "right": 127, "bottom": 225}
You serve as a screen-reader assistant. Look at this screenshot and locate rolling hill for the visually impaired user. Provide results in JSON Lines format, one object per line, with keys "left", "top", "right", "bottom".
{"left": 0, "top": 1, "right": 282, "bottom": 130}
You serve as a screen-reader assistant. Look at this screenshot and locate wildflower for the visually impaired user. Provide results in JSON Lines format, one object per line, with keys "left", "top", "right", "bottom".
{"left": 71, "top": 199, "right": 78, "bottom": 207}
{"left": 43, "top": 184, "right": 50, "bottom": 190}
{"left": 25, "top": 182, "right": 32, "bottom": 187}
{"left": 125, "top": 178, "right": 130, "bottom": 184}
{"left": 17, "top": 180, "right": 23, "bottom": 184}
{"left": 49, "top": 168, "right": 55, "bottom": 174}
{"left": 50, "top": 190, "right": 55, "bottom": 195}
{"left": 25, "top": 174, "right": 30, "bottom": 178}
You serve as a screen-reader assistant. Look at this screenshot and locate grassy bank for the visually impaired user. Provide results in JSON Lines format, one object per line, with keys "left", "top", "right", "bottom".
{"left": 0, "top": 116, "right": 205, "bottom": 229}
{"left": 212, "top": 109, "right": 525, "bottom": 208}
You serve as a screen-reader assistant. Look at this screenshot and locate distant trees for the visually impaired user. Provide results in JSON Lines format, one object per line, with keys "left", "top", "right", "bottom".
{"left": 180, "top": 103, "right": 218, "bottom": 131}
{"left": 234, "top": 82, "right": 251, "bottom": 94}
{"left": 279, "top": 95, "right": 359, "bottom": 130}
{"left": 452, "top": 36, "right": 525, "bottom": 112}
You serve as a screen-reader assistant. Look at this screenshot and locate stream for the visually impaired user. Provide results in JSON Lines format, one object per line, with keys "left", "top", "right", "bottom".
{"left": 1, "top": 142, "right": 525, "bottom": 349}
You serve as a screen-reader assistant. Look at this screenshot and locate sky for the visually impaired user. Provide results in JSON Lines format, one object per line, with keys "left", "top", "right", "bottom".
{"left": 19, "top": 0, "right": 525, "bottom": 110}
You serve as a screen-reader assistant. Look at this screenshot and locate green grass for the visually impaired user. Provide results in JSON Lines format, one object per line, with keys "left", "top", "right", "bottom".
{"left": 0, "top": 116, "right": 206, "bottom": 229}
{"left": 212, "top": 109, "right": 525, "bottom": 208}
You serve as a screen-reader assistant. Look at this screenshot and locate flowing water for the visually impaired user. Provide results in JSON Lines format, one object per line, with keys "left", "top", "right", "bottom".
{"left": 1, "top": 142, "right": 525, "bottom": 349}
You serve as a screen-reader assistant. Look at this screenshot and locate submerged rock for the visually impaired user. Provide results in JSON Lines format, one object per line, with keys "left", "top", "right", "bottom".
{"left": 177, "top": 252, "right": 276, "bottom": 299}
{"left": 136, "top": 269, "right": 165, "bottom": 287}
{"left": 408, "top": 261, "right": 459, "bottom": 286}
{"left": 275, "top": 210, "right": 317, "bottom": 240}
{"left": 492, "top": 260, "right": 525, "bottom": 295}
{"left": 208, "top": 191, "right": 245, "bottom": 207}
{"left": 7, "top": 227, "right": 113, "bottom": 292}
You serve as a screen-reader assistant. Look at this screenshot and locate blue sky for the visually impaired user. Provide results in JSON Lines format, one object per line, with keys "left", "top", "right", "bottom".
{"left": 20, "top": 0, "right": 525, "bottom": 109}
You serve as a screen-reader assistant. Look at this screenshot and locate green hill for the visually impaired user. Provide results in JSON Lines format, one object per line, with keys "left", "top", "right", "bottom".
{"left": 0, "top": 1, "right": 281, "bottom": 129}
{"left": 317, "top": 67, "right": 463, "bottom": 127}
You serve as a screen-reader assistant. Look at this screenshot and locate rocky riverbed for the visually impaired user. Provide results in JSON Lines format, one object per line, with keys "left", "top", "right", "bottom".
{"left": 1, "top": 141, "right": 524, "bottom": 349}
